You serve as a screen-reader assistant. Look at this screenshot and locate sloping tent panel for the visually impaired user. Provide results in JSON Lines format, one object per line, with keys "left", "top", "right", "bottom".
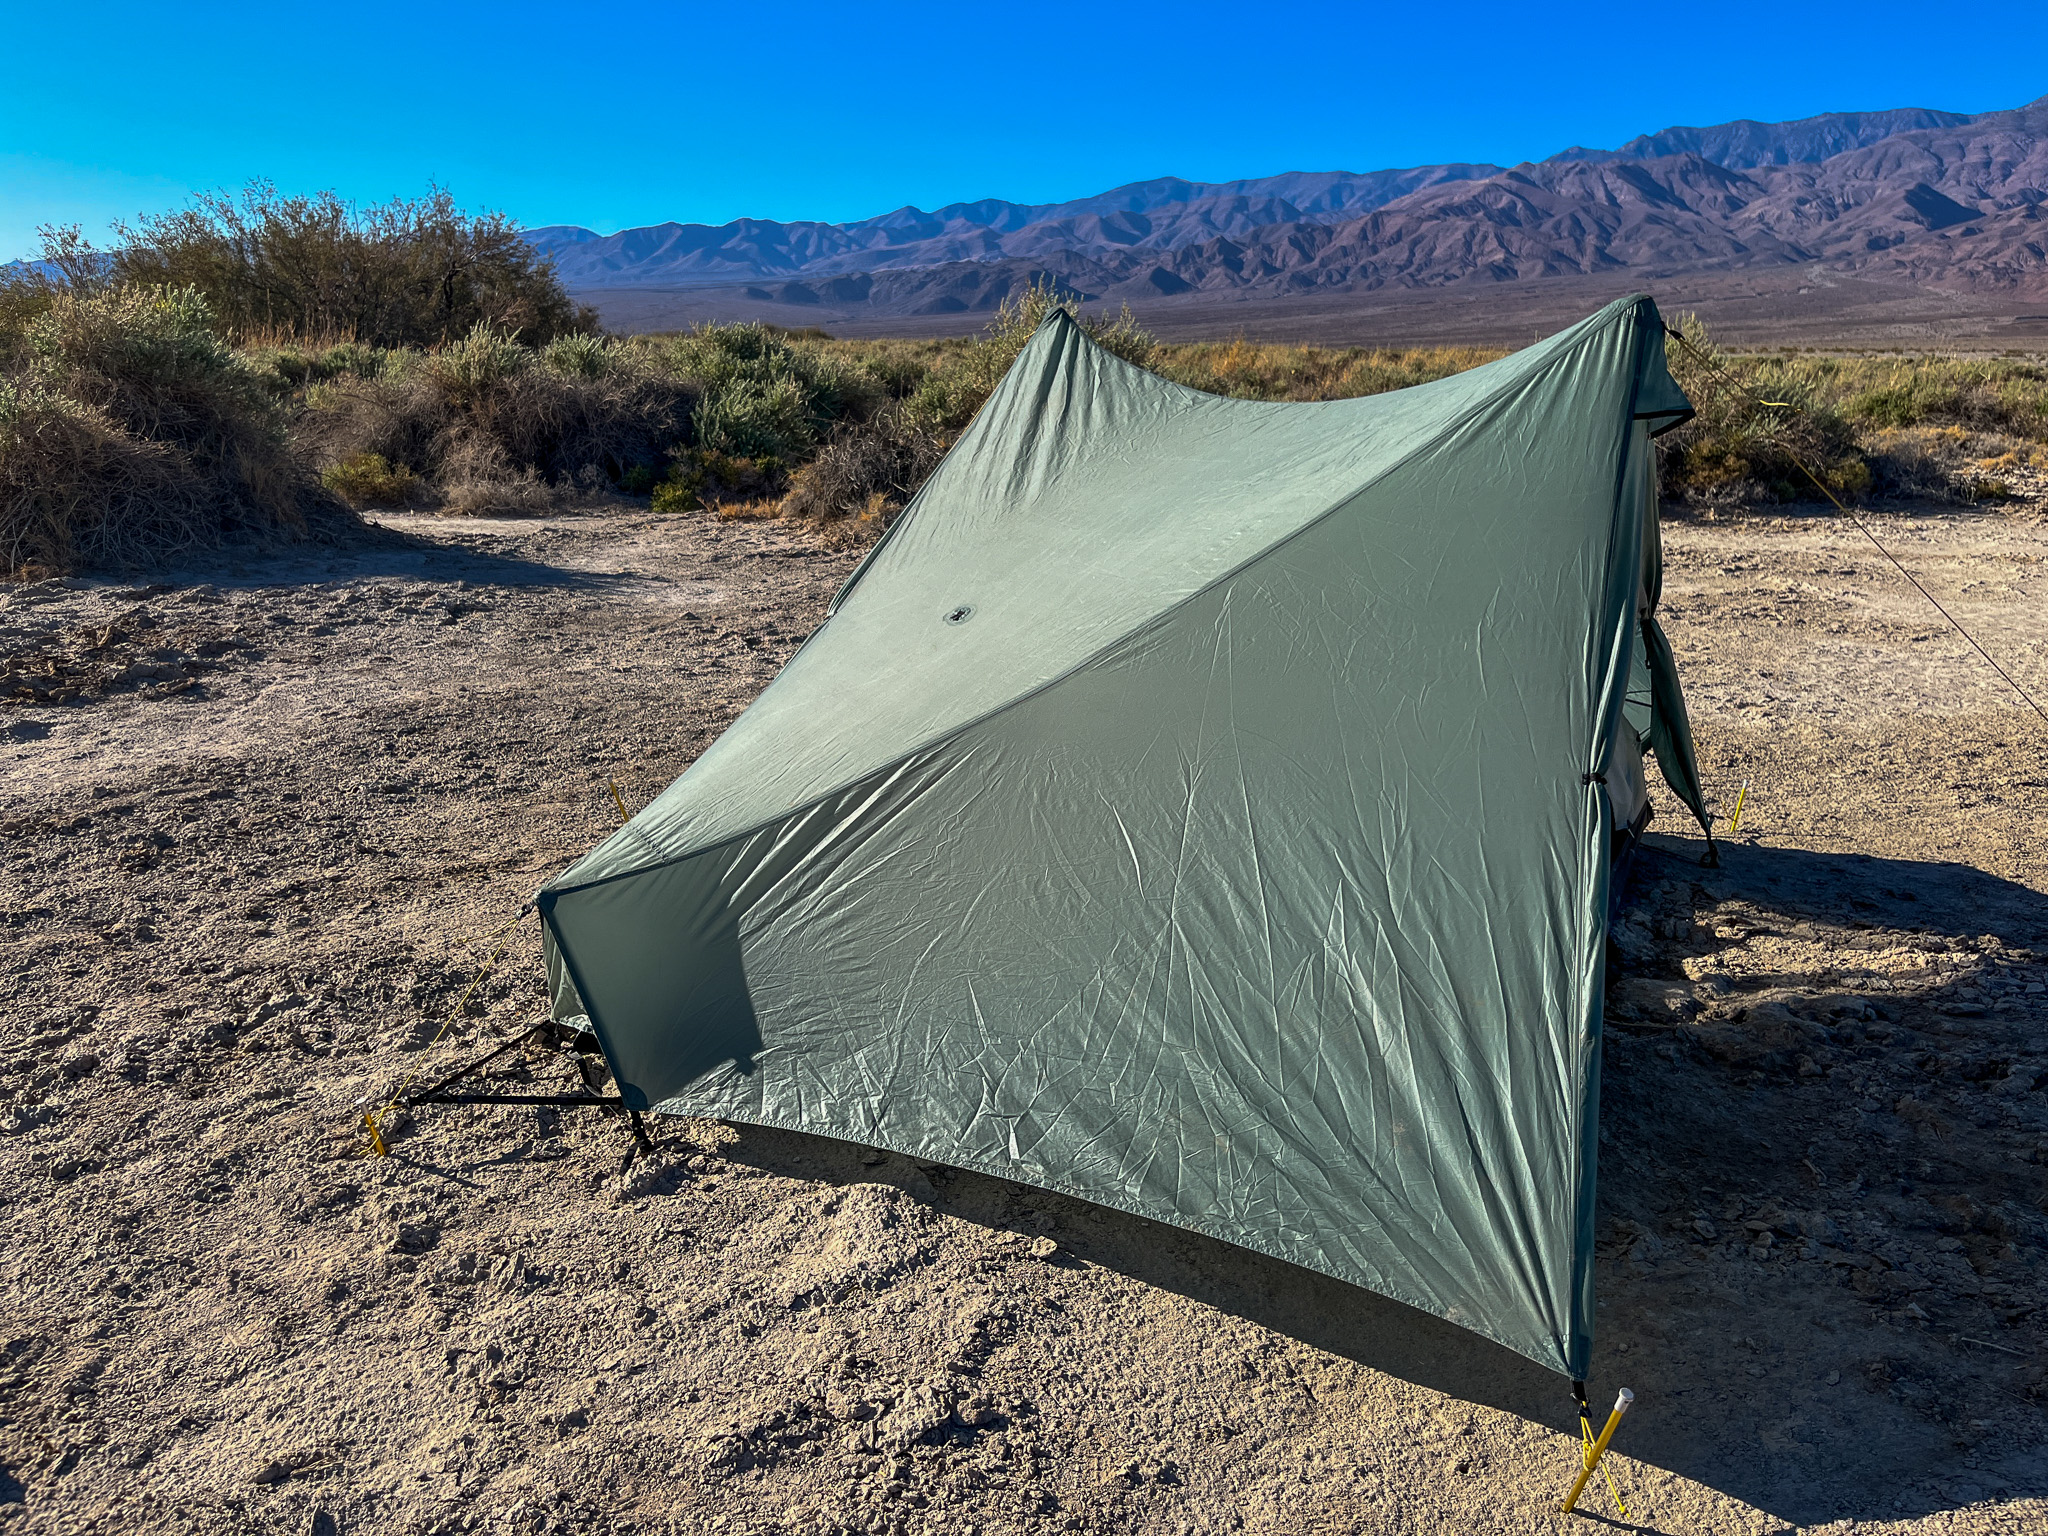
{"left": 542, "top": 296, "right": 1701, "bottom": 1379}
{"left": 554, "top": 300, "right": 1679, "bottom": 891}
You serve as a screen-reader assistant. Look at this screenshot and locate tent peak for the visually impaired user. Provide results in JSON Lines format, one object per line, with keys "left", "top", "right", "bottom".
{"left": 1032, "top": 301, "right": 1080, "bottom": 335}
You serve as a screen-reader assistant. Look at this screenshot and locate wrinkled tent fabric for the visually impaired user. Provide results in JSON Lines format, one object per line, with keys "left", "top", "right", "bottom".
{"left": 539, "top": 295, "right": 1706, "bottom": 1379}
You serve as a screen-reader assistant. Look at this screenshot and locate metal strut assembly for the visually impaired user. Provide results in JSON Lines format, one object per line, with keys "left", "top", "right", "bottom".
{"left": 404, "top": 1016, "right": 659, "bottom": 1170}
{"left": 365, "top": 1014, "right": 656, "bottom": 1166}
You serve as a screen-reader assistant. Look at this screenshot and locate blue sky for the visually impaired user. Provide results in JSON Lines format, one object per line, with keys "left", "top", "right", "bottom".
{"left": 4, "top": 1, "right": 2044, "bottom": 261}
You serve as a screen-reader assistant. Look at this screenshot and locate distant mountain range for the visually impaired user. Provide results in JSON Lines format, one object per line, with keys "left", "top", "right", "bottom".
{"left": 527, "top": 98, "right": 2048, "bottom": 321}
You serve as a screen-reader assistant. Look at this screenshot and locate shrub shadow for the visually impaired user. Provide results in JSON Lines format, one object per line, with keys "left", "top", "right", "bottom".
{"left": 157, "top": 514, "right": 652, "bottom": 594}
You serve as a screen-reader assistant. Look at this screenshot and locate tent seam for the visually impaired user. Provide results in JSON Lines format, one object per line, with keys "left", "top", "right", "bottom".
{"left": 1560, "top": 316, "right": 1660, "bottom": 1377}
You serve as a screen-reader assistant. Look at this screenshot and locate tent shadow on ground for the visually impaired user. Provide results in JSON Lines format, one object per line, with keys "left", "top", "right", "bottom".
{"left": 718, "top": 834, "right": 2047, "bottom": 1529}
{"left": 1590, "top": 834, "right": 2048, "bottom": 1527}
{"left": 1632, "top": 831, "right": 2048, "bottom": 951}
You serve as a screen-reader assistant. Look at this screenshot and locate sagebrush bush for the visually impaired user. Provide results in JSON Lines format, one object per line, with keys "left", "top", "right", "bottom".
{"left": 1, "top": 284, "right": 345, "bottom": 574}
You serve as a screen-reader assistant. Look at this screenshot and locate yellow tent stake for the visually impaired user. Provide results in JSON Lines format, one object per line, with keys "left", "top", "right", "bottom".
{"left": 1580, "top": 1413, "right": 1628, "bottom": 1516}
{"left": 1561, "top": 1387, "right": 1633, "bottom": 1514}
{"left": 1729, "top": 780, "right": 1750, "bottom": 834}
{"left": 362, "top": 1110, "right": 388, "bottom": 1158}
{"left": 610, "top": 781, "right": 630, "bottom": 824}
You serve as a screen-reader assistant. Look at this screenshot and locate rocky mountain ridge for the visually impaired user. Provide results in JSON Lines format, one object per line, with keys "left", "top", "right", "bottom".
{"left": 529, "top": 98, "right": 2048, "bottom": 319}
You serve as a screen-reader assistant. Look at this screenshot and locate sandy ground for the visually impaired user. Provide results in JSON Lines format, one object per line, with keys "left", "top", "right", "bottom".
{"left": 2, "top": 499, "right": 2046, "bottom": 1536}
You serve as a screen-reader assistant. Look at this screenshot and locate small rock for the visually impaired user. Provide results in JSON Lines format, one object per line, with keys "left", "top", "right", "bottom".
{"left": 1027, "top": 1236, "right": 1059, "bottom": 1261}
{"left": 1795, "top": 1211, "right": 1844, "bottom": 1245}
{"left": 388, "top": 1221, "right": 439, "bottom": 1254}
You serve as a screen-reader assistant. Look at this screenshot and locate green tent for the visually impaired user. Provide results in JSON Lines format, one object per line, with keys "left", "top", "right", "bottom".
{"left": 539, "top": 294, "right": 1709, "bottom": 1379}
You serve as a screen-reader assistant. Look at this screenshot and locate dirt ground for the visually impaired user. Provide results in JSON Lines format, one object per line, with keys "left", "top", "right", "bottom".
{"left": 2, "top": 496, "right": 2046, "bottom": 1536}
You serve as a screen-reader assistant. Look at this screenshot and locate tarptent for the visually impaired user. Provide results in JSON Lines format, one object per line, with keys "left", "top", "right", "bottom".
{"left": 539, "top": 294, "right": 1710, "bottom": 1379}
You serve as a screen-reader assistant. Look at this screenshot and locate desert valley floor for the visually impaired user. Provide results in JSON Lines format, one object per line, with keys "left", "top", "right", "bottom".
{"left": 2, "top": 498, "right": 2046, "bottom": 1535}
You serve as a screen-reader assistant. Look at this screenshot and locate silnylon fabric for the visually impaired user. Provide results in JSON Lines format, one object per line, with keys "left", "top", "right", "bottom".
{"left": 540, "top": 295, "right": 1703, "bottom": 1378}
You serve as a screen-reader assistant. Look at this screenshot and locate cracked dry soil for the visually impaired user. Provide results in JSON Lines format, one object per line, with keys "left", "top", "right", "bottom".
{"left": 2, "top": 504, "right": 2046, "bottom": 1536}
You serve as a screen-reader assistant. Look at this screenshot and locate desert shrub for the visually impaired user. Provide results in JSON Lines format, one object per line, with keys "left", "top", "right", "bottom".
{"left": 243, "top": 338, "right": 393, "bottom": 398}
{"left": 781, "top": 408, "right": 946, "bottom": 534}
{"left": 692, "top": 373, "right": 819, "bottom": 460}
{"left": 1154, "top": 337, "right": 1504, "bottom": 401}
{"left": 1658, "top": 315, "right": 1869, "bottom": 504}
{"left": 0, "top": 378, "right": 187, "bottom": 575}
{"left": 1840, "top": 360, "right": 2048, "bottom": 439}
{"left": 1857, "top": 425, "right": 2031, "bottom": 504}
{"left": 300, "top": 329, "right": 698, "bottom": 510}
{"left": 541, "top": 332, "right": 616, "bottom": 379}
{"left": 426, "top": 322, "right": 532, "bottom": 403}
{"left": 902, "top": 281, "right": 1158, "bottom": 436}
{"left": 984, "top": 280, "right": 1156, "bottom": 370}
{"left": 655, "top": 322, "right": 883, "bottom": 461}
{"left": 827, "top": 342, "right": 935, "bottom": 401}
{"left": 1, "top": 284, "right": 343, "bottom": 574}
{"left": 651, "top": 448, "right": 784, "bottom": 512}
{"left": 109, "top": 184, "right": 595, "bottom": 348}
{"left": 1848, "top": 377, "right": 1965, "bottom": 430}
{"left": 322, "top": 451, "right": 417, "bottom": 508}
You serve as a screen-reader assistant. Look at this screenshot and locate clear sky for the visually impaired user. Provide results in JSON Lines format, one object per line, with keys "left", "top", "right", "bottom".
{"left": 4, "top": 0, "right": 2044, "bottom": 261}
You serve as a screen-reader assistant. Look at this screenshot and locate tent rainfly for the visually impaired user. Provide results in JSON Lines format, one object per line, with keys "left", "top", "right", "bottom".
{"left": 539, "top": 294, "right": 1711, "bottom": 1379}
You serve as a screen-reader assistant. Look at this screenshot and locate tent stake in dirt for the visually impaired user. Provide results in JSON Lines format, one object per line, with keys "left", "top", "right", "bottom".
{"left": 1562, "top": 1386, "right": 1635, "bottom": 1515}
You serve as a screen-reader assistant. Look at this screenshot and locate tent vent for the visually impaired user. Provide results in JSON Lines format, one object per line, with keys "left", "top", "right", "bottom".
{"left": 944, "top": 605, "right": 974, "bottom": 625}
